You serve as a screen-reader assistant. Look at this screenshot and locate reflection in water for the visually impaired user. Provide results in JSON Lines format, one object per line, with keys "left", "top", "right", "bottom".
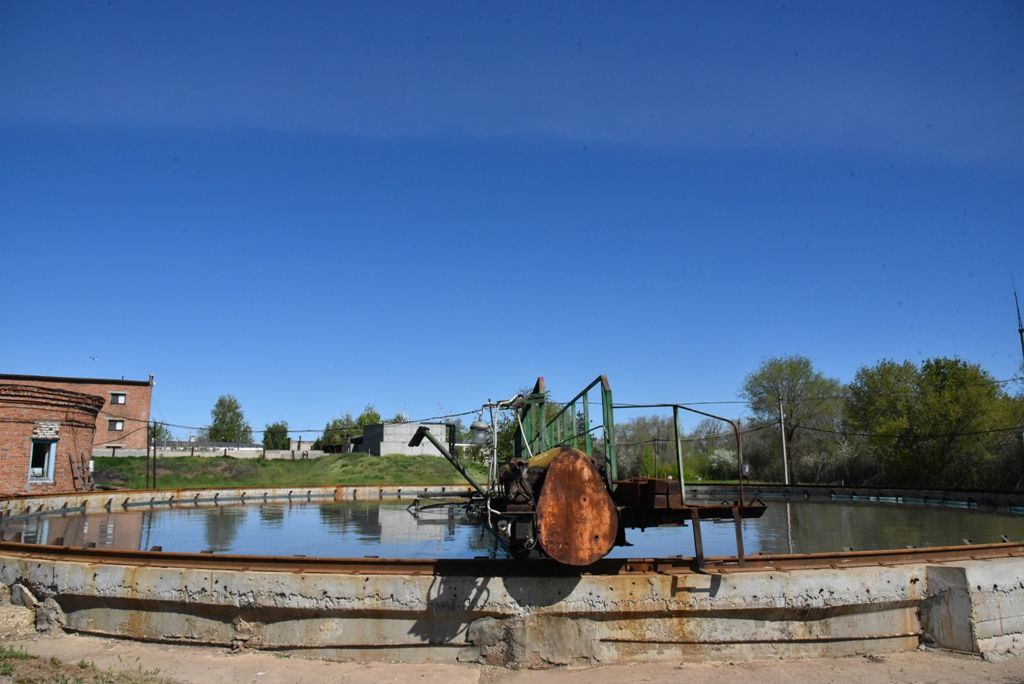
{"left": 785, "top": 503, "right": 794, "bottom": 554}
{"left": 203, "top": 506, "right": 247, "bottom": 552}
{"left": 257, "top": 505, "right": 285, "bottom": 528}
{"left": 3, "top": 500, "right": 1023, "bottom": 559}
{"left": 0, "top": 511, "right": 144, "bottom": 549}
{"left": 609, "top": 500, "right": 1024, "bottom": 558}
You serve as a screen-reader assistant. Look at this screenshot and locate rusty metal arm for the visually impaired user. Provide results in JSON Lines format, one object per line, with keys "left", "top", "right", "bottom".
{"left": 409, "top": 426, "right": 487, "bottom": 497}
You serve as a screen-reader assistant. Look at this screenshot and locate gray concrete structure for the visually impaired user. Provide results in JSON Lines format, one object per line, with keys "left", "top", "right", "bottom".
{"left": 357, "top": 422, "right": 448, "bottom": 457}
{"left": 95, "top": 447, "right": 328, "bottom": 460}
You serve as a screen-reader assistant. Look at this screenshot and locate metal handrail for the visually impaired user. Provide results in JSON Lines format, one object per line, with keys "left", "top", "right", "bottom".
{"left": 612, "top": 402, "right": 746, "bottom": 504}
{"left": 535, "top": 375, "right": 617, "bottom": 481}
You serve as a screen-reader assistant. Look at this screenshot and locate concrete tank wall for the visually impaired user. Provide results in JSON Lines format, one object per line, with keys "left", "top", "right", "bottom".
{"left": 3, "top": 548, "right": 1023, "bottom": 665}
{"left": 2, "top": 486, "right": 1023, "bottom": 666}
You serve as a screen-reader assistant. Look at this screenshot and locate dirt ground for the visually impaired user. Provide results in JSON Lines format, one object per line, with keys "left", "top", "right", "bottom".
{"left": 1, "top": 604, "right": 1023, "bottom": 684}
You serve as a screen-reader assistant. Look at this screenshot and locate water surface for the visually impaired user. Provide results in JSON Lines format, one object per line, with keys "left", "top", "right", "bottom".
{"left": 3, "top": 499, "right": 1022, "bottom": 558}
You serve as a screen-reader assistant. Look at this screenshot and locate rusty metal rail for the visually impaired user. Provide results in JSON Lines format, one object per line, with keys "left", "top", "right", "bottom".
{"left": 1, "top": 538, "right": 1021, "bottom": 576}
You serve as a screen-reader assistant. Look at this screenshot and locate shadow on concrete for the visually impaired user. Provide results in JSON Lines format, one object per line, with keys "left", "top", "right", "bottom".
{"left": 408, "top": 570, "right": 585, "bottom": 646}
{"left": 503, "top": 574, "right": 582, "bottom": 607}
{"left": 670, "top": 573, "right": 722, "bottom": 597}
{"left": 409, "top": 575, "right": 494, "bottom": 643}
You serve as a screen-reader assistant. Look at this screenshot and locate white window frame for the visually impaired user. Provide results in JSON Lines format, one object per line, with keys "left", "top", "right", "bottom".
{"left": 110, "top": 392, "right": 127, "bottom": 405}
{"left": 108, "top": 419, "right": 125, "bottom": 432}
{"left": 28, "top": 439, "right": 57, "bottom": 483}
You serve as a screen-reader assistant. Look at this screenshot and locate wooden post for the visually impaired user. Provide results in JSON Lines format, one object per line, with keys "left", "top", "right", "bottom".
{"left": 151, "top": 424, "right": 158, "bottom": 490}
{"left": 68, "top": 453, "right": 79, "bottom": 491}
{"left": 146, "top": 422, "right": 152, "bottom": 489}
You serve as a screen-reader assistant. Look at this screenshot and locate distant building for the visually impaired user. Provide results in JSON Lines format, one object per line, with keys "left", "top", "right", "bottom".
{"left": 0, "top": 384, "right": 104, "bottom": 496}
{"left": 288, "top": 436, "right": 323, "bottom": 452}
{"left": 353, "top": 422, "right": 451, "bottom": 457}
{"left": 0, "top": 373, "right": 154, "bottom": 451}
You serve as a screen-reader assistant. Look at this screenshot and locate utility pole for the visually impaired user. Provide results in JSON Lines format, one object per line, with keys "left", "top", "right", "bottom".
{"left": 151, "top": 422, "right": 158, "bottom": 490}
{"left": 1015, "top": 286, "right": 1024, "bottom": 369}
{"left": 146, "top": 421, "right": 152, "bottom": 489}
{"left": 1015, "top": 285, "right": 1024, "bottom": 478}
{"left": 778, "top": 397, "right": 790, "bottom": 485}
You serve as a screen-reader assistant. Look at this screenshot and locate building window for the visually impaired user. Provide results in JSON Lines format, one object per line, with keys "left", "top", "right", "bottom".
{"left": 29, "top": 440, "right": 56, "bottom": 481}
{"left": 110, "top": 392, "right": 127, "bottom": 405}
{"left": 108, "top": 419, "right": 124, "bottom": 432}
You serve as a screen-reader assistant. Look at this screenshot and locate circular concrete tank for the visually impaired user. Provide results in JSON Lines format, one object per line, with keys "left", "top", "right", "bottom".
{"left": 1, "top": 484, "right": 1023, "bottom": 666}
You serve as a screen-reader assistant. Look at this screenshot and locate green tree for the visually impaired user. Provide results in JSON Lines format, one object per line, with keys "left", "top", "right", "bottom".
{"left": 847, "top": 357, "right": 1011, "bottom": 488}
{"left": 314, "top": 413, "right": 357, "bottom": 450}
{"left": 741, "top": 355, "right": 845, "bottom": 483}
{"left": 495, "top": 415, "right": 517, "bottom": 460}
{"left": 691, "top": 418, "right": 724, "bottom": 461}
{"left": 206, "top": 394, "right": 253, "bottom": 444}
{"left": 389, "top": 411, "right": 409, "bottom": 424}
{"left": 262, "top": 421, "right": 289, "bottom": 450}
{"left": 614, "top": 414, "right": 674, "bottom": 478}
{"left": 451, "top": 417, "right": 469, "bottom": 442}
{"left": 845, "top": 360, "right": 917, "bottom": 482}
{"left": 356, "top": 404, "right": 382, "bottom": 428}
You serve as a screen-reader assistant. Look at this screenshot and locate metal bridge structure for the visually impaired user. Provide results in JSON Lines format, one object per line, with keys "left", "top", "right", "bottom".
{"left": 415, "top": 374, "right": 766, "bottom": 567}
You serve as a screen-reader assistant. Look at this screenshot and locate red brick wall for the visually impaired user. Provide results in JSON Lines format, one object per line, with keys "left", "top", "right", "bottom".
{"left": 0, "top": 384, "right": 104, "bottom": 496}
{"left": 0, "top": 375, "right": 152, "bottom": 449}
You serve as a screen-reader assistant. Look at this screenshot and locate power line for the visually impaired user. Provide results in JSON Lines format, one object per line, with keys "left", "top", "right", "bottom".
{"left": 791, "top": 422, "right": 1024, "bottom": 440}
{"left": 609, "top": 374, "right": 1024, "bottom": 410}
{"left": 93, "top": 424, "right": 149, "bottom": 447}
{"left": 617, "top": 420, "right": 780, "bottom": 447}
{"left": 99, "top": 407, "right": 481, "bottom": 435}
{"left": 98, "top": 370, "right": 1024, "bottom": 440}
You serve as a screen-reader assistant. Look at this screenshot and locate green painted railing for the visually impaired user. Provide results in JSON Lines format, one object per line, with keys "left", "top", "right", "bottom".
{"left": 513, "top": 375, "right": 617, "bottom": 482}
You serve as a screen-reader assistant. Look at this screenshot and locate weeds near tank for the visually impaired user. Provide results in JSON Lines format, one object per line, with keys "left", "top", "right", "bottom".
{"left": 0, "top": 645, "right": 33, "bottom": 660}
{"left": 0, "top": 647, "right": 166, "bottom": 683}
{"left": 0, "top": 644, "right": 34, "bottom": 678}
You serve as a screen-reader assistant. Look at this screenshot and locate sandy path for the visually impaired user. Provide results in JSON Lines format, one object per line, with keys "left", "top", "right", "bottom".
{"left": 2, "top": 605, "right": 1023, "bottom": 683}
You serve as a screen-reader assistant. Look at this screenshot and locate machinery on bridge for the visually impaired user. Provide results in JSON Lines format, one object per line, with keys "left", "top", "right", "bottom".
{"left": 409, "top": 375, "right": 766, "bottom": 566}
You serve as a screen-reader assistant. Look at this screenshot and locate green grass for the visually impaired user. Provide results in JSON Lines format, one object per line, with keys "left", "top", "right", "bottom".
{"left": 0, "top": 645, "right": 33, "bottom": 677}
{"left": 93, "top": 454, "right": 488, "bottom": 490}
{"left": 0, "top": 645, "right": 34, "bottom": 661}
{"left": 0, "top": 646, "right": 168, "bottom": 683}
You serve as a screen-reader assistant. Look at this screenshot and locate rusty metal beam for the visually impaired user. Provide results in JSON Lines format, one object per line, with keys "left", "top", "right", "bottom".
{"left": 732, "top": 504, "right": 745, "bottom": 565}
{"left": 1, "top": 539, "right": 1021, "bottom": 576}
{"left": 690, "top": 508, "right": 704, "bottom": 569}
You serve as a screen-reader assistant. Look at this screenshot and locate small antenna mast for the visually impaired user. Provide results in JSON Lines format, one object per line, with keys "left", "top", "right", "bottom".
{"left": 1015, "top": 274, "right": 1024, "bottom": 368}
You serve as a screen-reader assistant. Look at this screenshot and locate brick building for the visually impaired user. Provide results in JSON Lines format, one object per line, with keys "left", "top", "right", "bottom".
{"left": 0, "top": 384, "right": 105, "bottom": 496}
{"left": 0, "top": 374, "right": 154, "bottom": 450}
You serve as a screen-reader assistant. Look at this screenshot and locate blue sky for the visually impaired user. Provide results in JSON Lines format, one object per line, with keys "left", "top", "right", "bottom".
{"left": 2, "top": 1, "right": 1022, "bottom": 436}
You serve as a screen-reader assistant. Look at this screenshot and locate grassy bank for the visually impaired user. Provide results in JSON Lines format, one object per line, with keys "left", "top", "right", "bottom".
{"left": 93, "top": 454, "right": 488, "bottom": 490}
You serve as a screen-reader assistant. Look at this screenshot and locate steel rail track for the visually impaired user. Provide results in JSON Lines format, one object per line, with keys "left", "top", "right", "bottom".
{"left": 1, "top": 539, "right": 1021, "bottom": 576}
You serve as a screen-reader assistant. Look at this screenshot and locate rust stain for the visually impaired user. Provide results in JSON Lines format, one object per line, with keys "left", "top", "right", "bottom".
{"left": 535, "top": 448, "right": 618, "bottom": 566}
